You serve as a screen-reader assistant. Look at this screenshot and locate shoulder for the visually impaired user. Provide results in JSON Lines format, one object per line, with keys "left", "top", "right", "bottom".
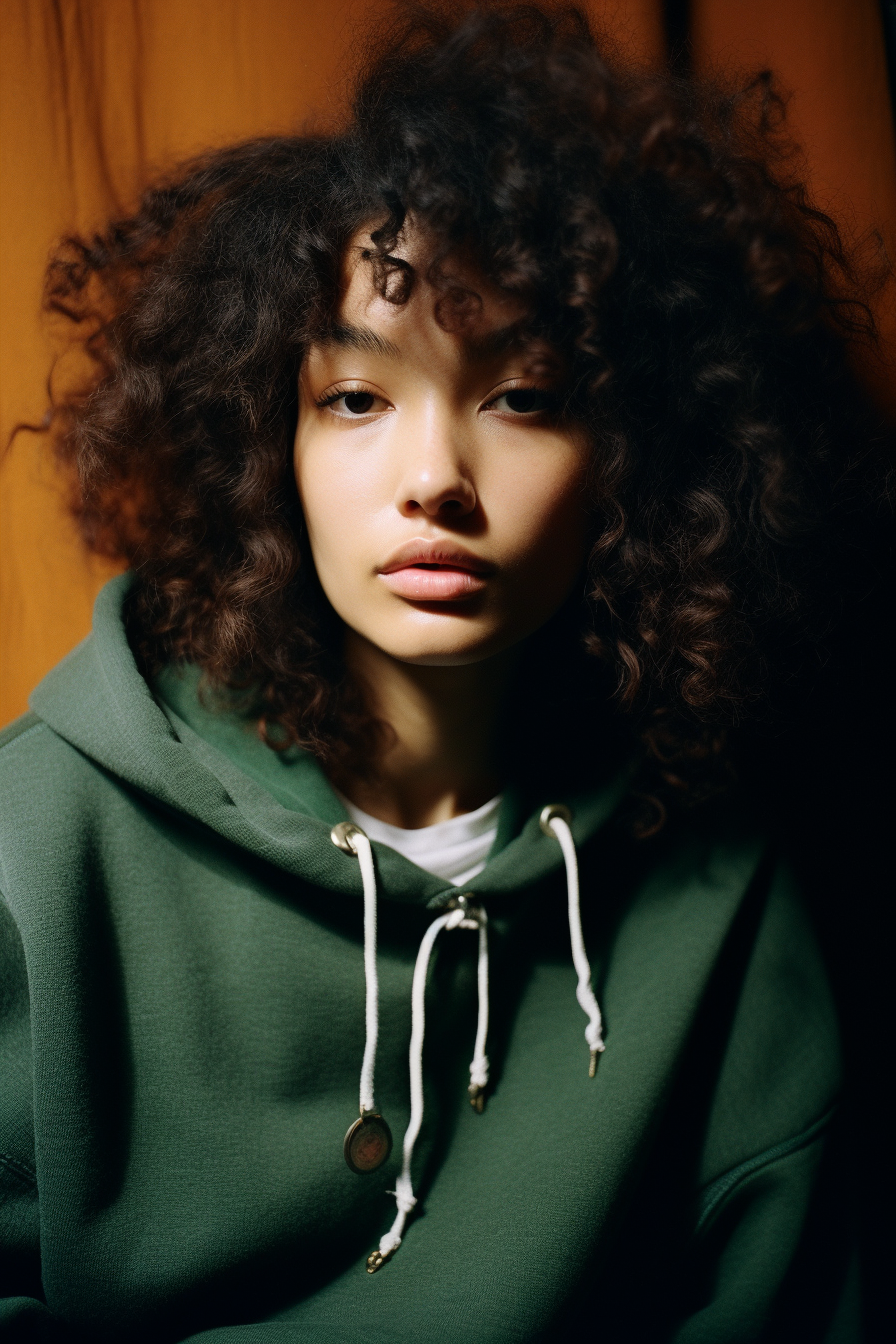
{"left": 0, "top": 709, "right": 94, "bottom": 786}
{"left": 0, "top": 710, "right": 116, "bottom": 877}
{"left": 0, "top": 711, "right": 74, "bottom": 795}
{"left": 692, "top": 850, "right": 841, "bottom": 1179}
{"left": 618, "top": 808, "right": 841, "bottom": 1147}
{"left": 0, "top": 711, "right": 47, "bottom": 756}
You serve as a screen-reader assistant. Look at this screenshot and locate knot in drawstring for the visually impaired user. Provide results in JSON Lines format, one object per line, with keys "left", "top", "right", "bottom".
{"left": 330, "top": 800, "right": 603, "bottom": 1272}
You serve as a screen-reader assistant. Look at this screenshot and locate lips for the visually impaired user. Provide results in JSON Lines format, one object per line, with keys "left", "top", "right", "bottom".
{"left": 377, "top": 539, "right": 493, "bottom": 602}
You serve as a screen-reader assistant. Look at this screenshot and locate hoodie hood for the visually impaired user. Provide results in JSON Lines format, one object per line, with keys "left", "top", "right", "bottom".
{"left": 30, "top": 574, "right": 631, "bottom": 909}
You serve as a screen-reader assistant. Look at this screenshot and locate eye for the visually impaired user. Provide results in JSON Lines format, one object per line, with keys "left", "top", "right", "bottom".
{"left": 318, "top": 388, "right": 389, "bottom": 416}
{"left": 340, "top": 392, "right": 377, "bottom": 414}
{"left": 488, "top": 387, "right": 558, "bottom": 415}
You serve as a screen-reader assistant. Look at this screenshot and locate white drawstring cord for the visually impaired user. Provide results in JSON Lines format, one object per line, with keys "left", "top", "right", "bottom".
{"left": 330, "top": 823, "right": 382, "bottom": 1116}
{"left": 367, "top": 900, "right": 486, "bottom": 1272}
{"left": 468, "top": 912, "right": 490, "bottom": 1111}
{"left": 541, "top": 806, "right": 605, "bottom": 1077}
{"left": 354, "top": 831, "right": 379, "bottom": 1116}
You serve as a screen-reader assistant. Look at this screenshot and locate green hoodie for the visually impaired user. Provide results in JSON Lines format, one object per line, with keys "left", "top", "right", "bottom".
{"left": 0, "top": 576, "right": 855, "bottom": 1342}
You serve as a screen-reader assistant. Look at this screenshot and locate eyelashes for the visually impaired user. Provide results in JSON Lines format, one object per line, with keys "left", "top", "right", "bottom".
{"left": 485, "top": 388, "right": 559, "bottom": 415}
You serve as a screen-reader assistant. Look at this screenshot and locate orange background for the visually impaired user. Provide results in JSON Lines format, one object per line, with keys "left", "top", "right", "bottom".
{"left": 1, "top": 0, "right": 893, "bottom": 727}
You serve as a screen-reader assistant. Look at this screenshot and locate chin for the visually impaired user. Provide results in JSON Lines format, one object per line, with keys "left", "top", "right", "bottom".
{"left": 385, "top": 642, "right": 504, "bottom": 668}
{"left": 375, "top": 622, "right": 513, "bottom": 667}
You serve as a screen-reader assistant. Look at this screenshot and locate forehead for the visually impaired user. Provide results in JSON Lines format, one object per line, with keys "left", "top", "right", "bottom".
{"left": 310, "top": 232, "right": 556, "bottom": 368}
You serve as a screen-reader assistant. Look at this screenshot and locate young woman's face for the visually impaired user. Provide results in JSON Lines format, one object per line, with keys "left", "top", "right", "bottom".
{"left": 294, "top": 232, "right": 590, "bottom": 667}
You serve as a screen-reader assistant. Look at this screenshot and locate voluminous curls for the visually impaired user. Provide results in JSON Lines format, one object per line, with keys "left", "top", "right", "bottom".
{"left": 41, "top": 2, "right": 889, "bottom": 825}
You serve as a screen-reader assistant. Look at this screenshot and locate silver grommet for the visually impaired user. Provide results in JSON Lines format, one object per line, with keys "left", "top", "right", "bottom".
{"left": 539, "top": 802, "right": 572, "bottom": 836}
{"left": 331, "top": 821, "right": 363, "bottom": 854}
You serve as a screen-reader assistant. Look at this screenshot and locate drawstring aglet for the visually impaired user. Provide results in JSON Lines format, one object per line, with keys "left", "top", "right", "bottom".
{"left": 366, "top": 1247, "right": 392, "bottom": 1274}
{"left": 468, "top": 1083, "right": 486, "bottom": 1113}
{"left": 367, "top": 1194, "right": 410, "bottom": 1273}
{"left": 589, "top": 1048, "right": 600, "bottom": 1079}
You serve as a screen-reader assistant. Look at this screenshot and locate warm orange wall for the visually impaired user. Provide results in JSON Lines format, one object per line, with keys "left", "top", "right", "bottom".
{"left": 1, "top": 0, "right": 891, "bottom": 727}
{"left": 690, "top": 0, "right": 896, "bottom": 416}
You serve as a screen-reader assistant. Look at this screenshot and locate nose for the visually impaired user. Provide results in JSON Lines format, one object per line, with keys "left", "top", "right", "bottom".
{"left": 394, "top": 409, "right": 477, "bottom": 520}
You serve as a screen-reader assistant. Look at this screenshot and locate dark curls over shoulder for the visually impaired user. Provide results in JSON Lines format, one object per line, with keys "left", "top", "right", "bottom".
{"left": 42, "top": 1, "right": 890, "bottom": 825}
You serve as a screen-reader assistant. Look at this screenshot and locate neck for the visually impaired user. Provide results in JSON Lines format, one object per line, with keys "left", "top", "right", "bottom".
{"left": 332, "top": 630, "right": 514, "bottom": 829}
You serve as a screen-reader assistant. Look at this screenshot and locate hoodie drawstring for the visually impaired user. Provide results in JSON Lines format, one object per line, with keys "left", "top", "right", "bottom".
{"left": 539, "top": 804, "right": 606, "bottom": 1077}
{"left": 354, "top": 830, "right": 380, "bottom": 1116}
{"left": 331, "top": 801, "right": 601, "bottom": 1271}
{"left": 333, "top": 823, "right": 395, "bottom": 1179}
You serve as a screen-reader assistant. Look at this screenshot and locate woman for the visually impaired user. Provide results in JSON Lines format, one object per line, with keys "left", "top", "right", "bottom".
{"left": 0, "top": 4, "right": 884, "bottom": 1339}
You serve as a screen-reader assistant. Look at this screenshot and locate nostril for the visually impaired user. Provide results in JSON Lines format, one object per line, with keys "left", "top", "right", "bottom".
{"left": 400, "top": 487, "right": 475, "bottom": 518}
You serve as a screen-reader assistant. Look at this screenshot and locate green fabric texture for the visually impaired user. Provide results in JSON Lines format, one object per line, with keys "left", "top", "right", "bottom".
{"left": 0, "top": 574, "right": 855, "bottom": 1342}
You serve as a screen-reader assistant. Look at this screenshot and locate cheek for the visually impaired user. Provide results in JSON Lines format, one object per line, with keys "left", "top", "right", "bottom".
{"left": 494, "top": 447, "right": 589, "bottom": 568}
{"left": 294, "top": 449, "right": 331, "bottom": 556}
{"left": 294, "top": 440, "right": 369, "bottom": 573}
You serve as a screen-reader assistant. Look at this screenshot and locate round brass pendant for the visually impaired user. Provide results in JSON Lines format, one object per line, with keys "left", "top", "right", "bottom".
{"left": 344, "top": 1113, "right": 393, "bottom": 1174}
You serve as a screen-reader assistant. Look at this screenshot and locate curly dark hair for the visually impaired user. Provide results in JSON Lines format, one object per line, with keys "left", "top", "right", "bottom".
{"left": 41, "top": 1, "right": 889, "bottom": 823}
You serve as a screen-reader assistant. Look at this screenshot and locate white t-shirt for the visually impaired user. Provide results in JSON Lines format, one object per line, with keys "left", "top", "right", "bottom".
{"left": 336, "top": 792, "right": 501, "bottom": 887}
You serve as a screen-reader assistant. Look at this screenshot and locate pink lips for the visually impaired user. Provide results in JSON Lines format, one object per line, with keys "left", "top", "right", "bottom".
{"left": 377, "top": 540, "right": 493, "bottom": 602}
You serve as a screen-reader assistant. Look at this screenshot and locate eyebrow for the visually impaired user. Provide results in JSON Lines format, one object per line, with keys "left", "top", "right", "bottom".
{"left": 316, "top": 323, "right": 402, "bottom": 359}
{"left": 314, "top": 318, "right": 551, "bottom": 365}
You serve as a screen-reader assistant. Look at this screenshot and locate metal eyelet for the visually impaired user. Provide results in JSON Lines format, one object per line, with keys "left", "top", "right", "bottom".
{"left": 331, "top": 821, "right": 363, "bottom": 854}
{"left": 539, "top": 802, "right": 573, "bottom": 836}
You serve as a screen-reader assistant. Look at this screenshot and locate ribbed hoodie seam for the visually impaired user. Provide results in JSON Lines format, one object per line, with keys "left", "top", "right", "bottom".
{"left": 695, "top": 1106, "right": 835, "bottom": 1234}
{"left": 0, "top": 1150, "right": 37, "bottom": 1189}
{"left": 0, "top": 717, "right": 46, "bottom": 756}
